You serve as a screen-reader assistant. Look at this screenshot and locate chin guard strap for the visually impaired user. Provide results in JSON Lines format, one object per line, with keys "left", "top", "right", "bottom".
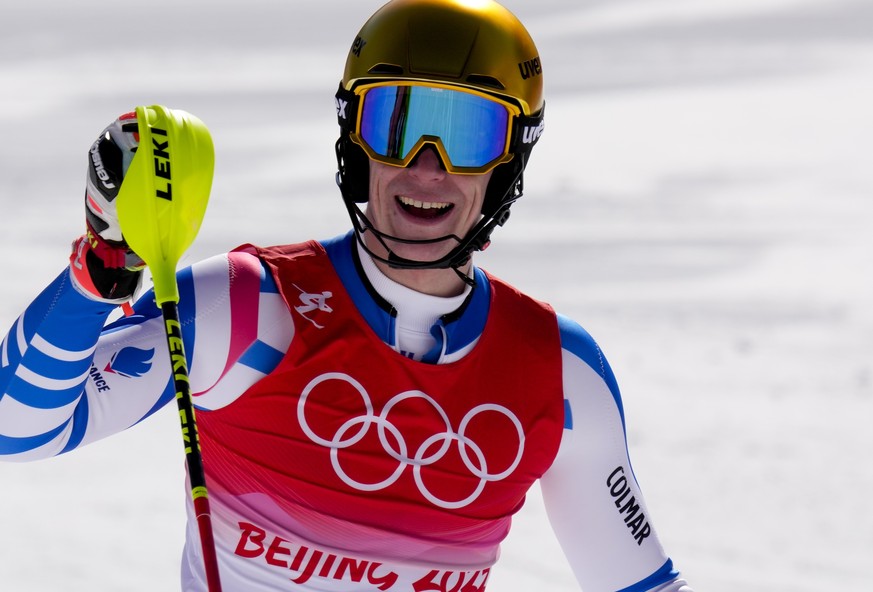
{"left": 336, "top": 139, "right": 524, "bottom": 274}
{"left": 341, "top": 185, "right": 517, "bottom": 274}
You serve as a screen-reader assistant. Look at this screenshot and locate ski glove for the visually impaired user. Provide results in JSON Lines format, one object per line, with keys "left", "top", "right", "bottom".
{"left": 70, "top": 112, "right": 146, "bottom": 303}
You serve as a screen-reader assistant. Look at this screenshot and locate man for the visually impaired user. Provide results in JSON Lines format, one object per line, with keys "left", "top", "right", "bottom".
{"left": 0, "top": 1, "right": 695, "bottom": 590}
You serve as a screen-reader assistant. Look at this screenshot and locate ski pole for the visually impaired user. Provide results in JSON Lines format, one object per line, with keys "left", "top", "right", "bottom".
{"left": 116, "top": 105, "right": 222, "bottom": 592}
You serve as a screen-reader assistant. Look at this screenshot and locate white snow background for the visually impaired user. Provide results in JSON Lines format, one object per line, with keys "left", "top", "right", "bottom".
{"left": 1, "top": 0, "right": 871, "bottom": 590}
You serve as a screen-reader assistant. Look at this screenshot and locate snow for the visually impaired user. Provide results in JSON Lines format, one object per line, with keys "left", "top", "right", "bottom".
{"left": 1, "top": 0, "right": 871, "bottom": 590}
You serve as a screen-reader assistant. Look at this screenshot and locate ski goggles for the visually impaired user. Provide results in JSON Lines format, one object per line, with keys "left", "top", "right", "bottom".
{"left": 338, "top": 82, "right": 539, "bottom": 174}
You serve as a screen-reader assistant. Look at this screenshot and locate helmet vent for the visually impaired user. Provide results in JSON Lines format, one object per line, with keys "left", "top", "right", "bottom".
{"left": 368, "top": 63, "right": 405, "bottom": 75}
{"left": 465, "top": 74, "right": 505, "bottom": 91}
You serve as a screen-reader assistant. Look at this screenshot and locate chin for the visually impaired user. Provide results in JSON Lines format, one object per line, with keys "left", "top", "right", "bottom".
{"left": 387, "top": 243, "right": 455, "bottom": 265}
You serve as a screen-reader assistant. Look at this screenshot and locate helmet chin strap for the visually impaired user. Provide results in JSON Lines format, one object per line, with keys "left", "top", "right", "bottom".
{"left": 340, "top": 179, "right": 518, "bottom": 288}
{"left": 334, "top": 130, "right": 529, "bottom": 284}
{"left": 338, "top": 200, "right": 509, "bottom": 286}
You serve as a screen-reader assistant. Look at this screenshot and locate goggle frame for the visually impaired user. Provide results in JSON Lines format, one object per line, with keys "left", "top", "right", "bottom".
{"left": 347, "top": 80, "right": 524, "bottom": 175}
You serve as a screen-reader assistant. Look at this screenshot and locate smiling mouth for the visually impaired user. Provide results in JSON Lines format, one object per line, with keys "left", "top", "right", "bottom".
{"left": 396, "top": 196, "right": 454, "bottom": 220}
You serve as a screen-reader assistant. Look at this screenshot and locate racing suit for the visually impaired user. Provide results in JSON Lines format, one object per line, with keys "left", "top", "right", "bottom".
{"left": 0, "top": 232, "right": 691, "bottom": 592}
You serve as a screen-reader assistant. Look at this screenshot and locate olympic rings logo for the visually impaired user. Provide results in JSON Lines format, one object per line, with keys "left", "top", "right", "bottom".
{"left": 297, "top": 372, "right": 525, "bottom": 509}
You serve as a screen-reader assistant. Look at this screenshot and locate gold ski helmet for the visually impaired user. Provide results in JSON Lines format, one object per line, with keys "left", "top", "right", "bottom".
{"left": 335, "top": 0, "right": 545, "bottom": 270}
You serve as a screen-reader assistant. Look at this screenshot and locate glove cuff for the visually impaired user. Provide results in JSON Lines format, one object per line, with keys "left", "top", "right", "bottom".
{"left": 70, "top": 234, "right": 143, "bottom": 304}
{"left": 84, "top": 221, "right": 145, "bottom": 270}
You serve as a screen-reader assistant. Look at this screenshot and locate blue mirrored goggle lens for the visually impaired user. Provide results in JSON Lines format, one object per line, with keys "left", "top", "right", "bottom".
{"left": 359, "top": 86, "right": 510, "bottom": 169}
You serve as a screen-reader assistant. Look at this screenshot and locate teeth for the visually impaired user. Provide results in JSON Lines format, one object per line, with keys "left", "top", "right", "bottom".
{"left": 398, "top": 196, "right": 452, "bottom": 210}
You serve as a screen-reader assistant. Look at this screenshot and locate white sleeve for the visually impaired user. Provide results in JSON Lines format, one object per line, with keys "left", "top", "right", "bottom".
{"left": 540, "top": 315, "right": 690, "bottom": 591}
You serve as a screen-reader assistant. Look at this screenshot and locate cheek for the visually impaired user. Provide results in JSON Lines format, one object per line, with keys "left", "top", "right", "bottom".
{"left": 464, "top": 176, "right": 491, "bottom": 215}
{"left": 367, "top": 174, "right": 388, "bottom": 210}
{"left": 368, "top": 162, "right": 401, "bottom": 203}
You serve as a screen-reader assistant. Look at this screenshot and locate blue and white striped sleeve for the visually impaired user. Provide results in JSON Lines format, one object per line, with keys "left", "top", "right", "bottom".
{"left": 0, "top": 267, "right": 131, "bottom": 460}
{"left": 0, "top": 250, "right": 292, "bottom": 462}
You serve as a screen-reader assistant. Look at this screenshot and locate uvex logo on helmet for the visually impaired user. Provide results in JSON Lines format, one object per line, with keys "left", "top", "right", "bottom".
{"left": 518, "top": 56, "right": 542, "bottom": 80}
{"left": 351, "top": 35, "right": 367, "bottom": 58}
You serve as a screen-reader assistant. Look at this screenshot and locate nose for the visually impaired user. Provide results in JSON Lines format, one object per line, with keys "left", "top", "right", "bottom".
{"left": 407, "top": 145, "right": 446, "bottom": 181}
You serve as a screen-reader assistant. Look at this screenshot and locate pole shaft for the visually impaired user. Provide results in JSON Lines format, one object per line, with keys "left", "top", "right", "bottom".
{"left": 162, "top": 302, "right": 222, "bottom": 592}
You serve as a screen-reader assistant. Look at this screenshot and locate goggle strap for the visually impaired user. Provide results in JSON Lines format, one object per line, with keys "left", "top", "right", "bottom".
{"left": 335, "top": 84, "right": 359, "bottom": 133}
{"left": 510, "top": 106, "right": 545, "bottom": 155}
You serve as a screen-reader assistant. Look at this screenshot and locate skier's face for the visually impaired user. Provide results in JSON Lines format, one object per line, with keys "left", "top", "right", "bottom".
{"left": 364, "top": 147, "right": 491, "bottom": 265}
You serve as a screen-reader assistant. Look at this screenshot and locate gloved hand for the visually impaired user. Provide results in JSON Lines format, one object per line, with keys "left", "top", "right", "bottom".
{"left": 70, "top": 112, "right": 146, "bottom": 303}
